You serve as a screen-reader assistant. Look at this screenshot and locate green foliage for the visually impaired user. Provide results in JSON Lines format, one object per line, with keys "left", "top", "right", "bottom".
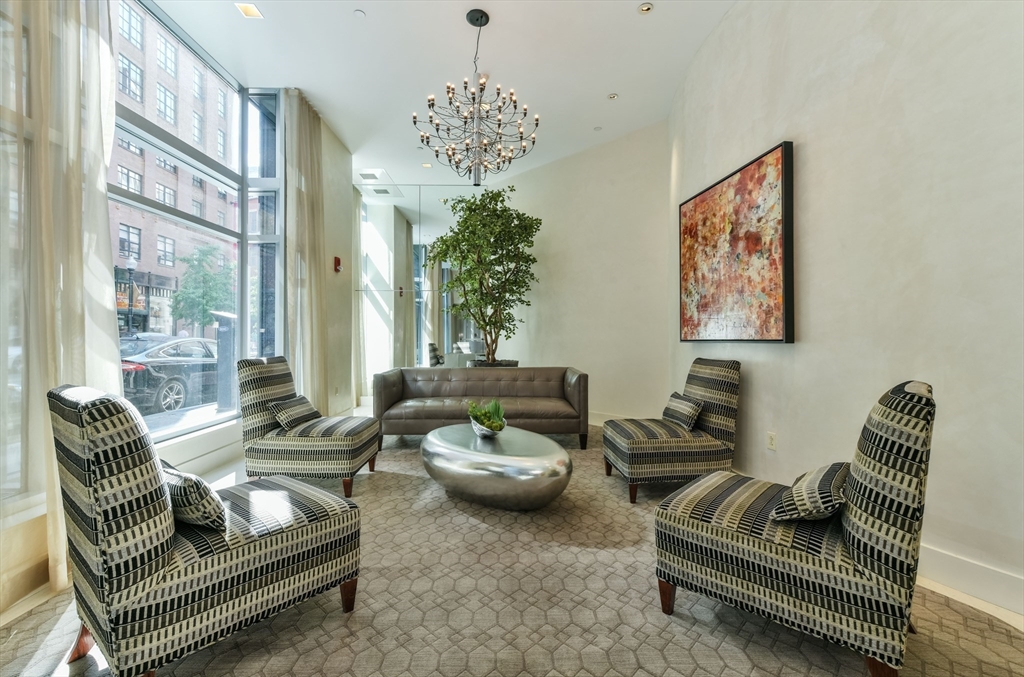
{"left": 468, "top": 399, "right": 506, "bottom": 431}
{"left": 425, "top": 186, "right": 541, "bottom": 363}
{"left": 171, "top": 244, "right": 235, "bottom": 333}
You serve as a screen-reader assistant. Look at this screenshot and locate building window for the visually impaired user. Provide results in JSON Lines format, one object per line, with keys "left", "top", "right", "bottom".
{"left": 193, "top": 66, "right": 204, "bottom": 100}
{"left": 119, "top": 224, "right": 141, "bottom": 259}
{"left": 156, "top": 35, "right": 176, "bottom": 76}
{"left": 117, "top": 166, "right": 142, "bottom": 194}
{"left": 105, "top": 1, "right": 281, "bottom": 442}
{"left": 192, "top": 112, "right": 203, "bottom": 145}
{"left": 156, "top": 156, "right": 176, "bottom": 173}
{"left": 119, "top": 1, "right": 143, "bottom": 49}
{"left": 156, "top": 235, "right": 175, "bottom": 267}
{"left": 156, "top": 83, "right": 176, "bottom": 124}
{"left": 117, "top": 54, "right": 143, "bottom": 102}
{"left": 118, "top": 137, "right": 143, "bottom": 156}
{"left": 155, "top": 183, "right": 176, "bottom": 208}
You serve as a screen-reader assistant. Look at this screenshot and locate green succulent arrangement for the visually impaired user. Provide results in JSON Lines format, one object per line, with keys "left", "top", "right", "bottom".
{"left": 468, "top": 400, "right": 506, "bottom": 432}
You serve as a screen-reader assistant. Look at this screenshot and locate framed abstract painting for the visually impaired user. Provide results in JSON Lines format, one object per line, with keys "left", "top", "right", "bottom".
{"left": 678, "top": 141, "right": 794, "bottom": 342}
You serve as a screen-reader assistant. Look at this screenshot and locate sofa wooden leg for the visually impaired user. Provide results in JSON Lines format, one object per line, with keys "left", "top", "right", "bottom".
{"left": 865, "top": 656, "right": 899, "bottom": 676}
{"left": 377, "top": 435, "right": 383, "bottom": 451}
{"left": 342, "top": 477, "right": 353, "bottom": 498}
{"left": 604, "top": 458, "right": 612, "bottom": 476}
{"left": 579, "top": 434, "right": 588, "bottom": 449}
{"left": 340, "top": 577, "right": 358, "bottom": 613}
{"left": 658, "top": 579, "right": 676, "bottom": 615}
{"left": 629, "top": 483, "right": 638, "bottom": 503}
{"left": 67, "top": 622, "right": 95, "bottom": 664}
{"left": 368, "top": 454, "right": 376, "bottom": 472}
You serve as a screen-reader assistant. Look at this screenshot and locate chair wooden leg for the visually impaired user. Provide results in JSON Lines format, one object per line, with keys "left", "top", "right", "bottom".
{"left": 377, "top": 435, "right": 383, "bottom": 451}
{"left": 342, "top": 477, "right": 352, "bottom": 497}
{"left": 340, "top": 577, "right": 358, "bottom": 613}
{"left": 368, "top": 454, "right": 376, "bottom": 472}
{"left": 865, "top": 656, "right": 899, "bottom": 676}
{"left": 629, "top": 483, "right": 638, "bottom": 503}
{"left": 908, "top": 619, "right": 917, "bottom": 634}
{"left": 579, "top": 434, "right": 588, "bottom": 449}
{"left": 67, "top": 622, "right": 95, "bottom": 664}
{"left": 604, "top": 458, "right": 612, "bottom": 476}
{"left": 658, "top": 579, "right": 676, "bottom": 615}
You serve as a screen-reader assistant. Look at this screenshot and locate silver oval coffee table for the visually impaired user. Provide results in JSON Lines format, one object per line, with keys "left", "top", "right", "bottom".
{"left": 421, "top": 424, "right": 572, "bottom": 511}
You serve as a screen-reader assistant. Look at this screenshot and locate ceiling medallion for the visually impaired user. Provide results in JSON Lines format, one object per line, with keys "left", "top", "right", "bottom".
{"left": 413, "top": 9, "right": 539, "bottom": 186}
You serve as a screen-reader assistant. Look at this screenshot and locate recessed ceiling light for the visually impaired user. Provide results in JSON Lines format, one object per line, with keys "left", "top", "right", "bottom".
{"left": 235, "top": 3, "right": 263, "bottom": 19}
{"left": 353, "top": 9, "right": 366, "bottom": 18}
{"left": 607, "top": 93, "right": 618, "bottom": 100}
{"left": 594, "top": 127, "right": 603, "bottom": 132}
{"left": 638, "top": 3, "right": 654, "bottom": 14}
{"left": 422, "top": 163, "right": 432, "bottom": 168}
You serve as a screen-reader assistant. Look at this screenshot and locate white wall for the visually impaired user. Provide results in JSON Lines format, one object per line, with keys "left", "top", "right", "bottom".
{"left": 321, "top": 121, "right": 356, "bottom": 414}
{"left": 668, "top": 1, "right": 1023, "bottom": 611}
{"left": 498, "top": 121, "right": 673, "bottom": 420}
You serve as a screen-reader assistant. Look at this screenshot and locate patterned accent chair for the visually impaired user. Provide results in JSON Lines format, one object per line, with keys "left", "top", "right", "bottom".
{"left": 603, "top": 358, "right": 741, "bottom": 502}
{"left": 655, "top": 381, "right": 936, "bottom": 677}
{"left": 48, "top": 385, "right": 361, "bottom": 677}
{"left": 237, "top": 357, "right": 380, "bottom": 497}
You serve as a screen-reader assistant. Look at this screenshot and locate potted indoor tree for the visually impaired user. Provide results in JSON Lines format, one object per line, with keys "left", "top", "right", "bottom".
{"left": 426, "top": 186, "right": 541, "bottom": 367}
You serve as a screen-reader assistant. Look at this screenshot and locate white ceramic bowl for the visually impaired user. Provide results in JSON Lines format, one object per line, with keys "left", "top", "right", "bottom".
{"left": 471, "top": 418, "right": 507, "bottom": 438}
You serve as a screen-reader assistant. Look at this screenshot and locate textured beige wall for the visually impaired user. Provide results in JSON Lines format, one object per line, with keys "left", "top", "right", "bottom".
{"left": 668, "top": 1, "right": 1023, "bottom": 610}
{"left": 321, "top": 121, "right": 356, "bottom": 414}
{"left": 497, "top": 121, "right": 673, "bottom": 420}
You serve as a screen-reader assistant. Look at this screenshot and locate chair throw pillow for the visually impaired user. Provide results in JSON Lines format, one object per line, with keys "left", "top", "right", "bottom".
{"left": 160, "top": 460, "right": 227, "bottom": 530}
{"left": 771, "top": 462, "right": 851, "bottom": 521}
{"left": 268, "top": 395, "right": 322, "bottom": 429}
{"left": 662, "top": 392, "right": 702, "bottom": 431}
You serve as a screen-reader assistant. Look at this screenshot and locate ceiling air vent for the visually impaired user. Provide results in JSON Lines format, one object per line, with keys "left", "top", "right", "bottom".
{"left": 359, "top": 172, "right": 379, "bottom": 181}
{"left": 373, "top": 188, "right": 391, "bottom": 195}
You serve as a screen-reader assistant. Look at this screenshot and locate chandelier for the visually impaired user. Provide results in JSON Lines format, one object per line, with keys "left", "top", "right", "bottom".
{"left": 413, "top": 9, "right": 539, "bottom": 186}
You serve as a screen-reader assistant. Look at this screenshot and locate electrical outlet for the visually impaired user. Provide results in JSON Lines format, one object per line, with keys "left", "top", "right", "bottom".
{"left": 767, "top": 431, "right": 777, "bottom": 451}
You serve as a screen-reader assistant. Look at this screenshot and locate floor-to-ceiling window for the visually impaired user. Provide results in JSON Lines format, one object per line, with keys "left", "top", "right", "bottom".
{"left": 109, "top": 0, "right": 283, "bottom": 441}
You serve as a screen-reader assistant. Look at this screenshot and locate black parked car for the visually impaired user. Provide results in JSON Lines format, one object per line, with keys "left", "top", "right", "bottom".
{"left": 120, "top": 333, "right": 219, "bottom": 413}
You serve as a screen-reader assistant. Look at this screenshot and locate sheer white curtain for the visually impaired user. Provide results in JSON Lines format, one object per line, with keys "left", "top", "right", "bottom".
{"left": 1, "top": 0, "right": 121, "bottom": 605}
{"left": 283, "top": 89, "right": 329, "bottom": 411}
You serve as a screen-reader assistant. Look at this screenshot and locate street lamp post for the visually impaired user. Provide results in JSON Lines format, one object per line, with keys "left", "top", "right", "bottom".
{"left": 126, "top": 255, "right": 138, "bottom": 337}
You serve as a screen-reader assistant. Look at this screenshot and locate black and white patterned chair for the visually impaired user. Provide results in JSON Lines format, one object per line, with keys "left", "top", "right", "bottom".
{"left": 237, "top": 356, "right": 380, "bottom": 497}
{"left": 603, "top": 358, "right": 741, "bottom": 502}
{"left": 48, "top": 385, "right": 361, "bottom": 677}
{"left": 655, "top": 381, "right": 936, "bottom": 677}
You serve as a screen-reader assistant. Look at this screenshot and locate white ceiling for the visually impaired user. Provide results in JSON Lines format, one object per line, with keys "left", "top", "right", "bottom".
{"left": 155, "top": 0, "right": 734, "bottom": 187}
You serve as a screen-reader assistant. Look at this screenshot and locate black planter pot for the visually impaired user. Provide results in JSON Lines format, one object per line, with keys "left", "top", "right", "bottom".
{"left": 467, "top": 359, "right": 519, "bottom": 368}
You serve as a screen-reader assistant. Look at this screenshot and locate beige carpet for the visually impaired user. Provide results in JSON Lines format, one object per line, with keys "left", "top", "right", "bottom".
{"left": 2, "top": 426, "right": 1021, "bottom": 677}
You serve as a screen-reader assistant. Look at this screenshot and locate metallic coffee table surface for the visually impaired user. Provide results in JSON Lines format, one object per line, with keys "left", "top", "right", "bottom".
{"left": 420, "top": 424, "right": 572, "bottom": 511}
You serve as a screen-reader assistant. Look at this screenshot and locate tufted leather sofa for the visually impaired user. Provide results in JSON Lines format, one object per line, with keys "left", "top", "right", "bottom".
{"left": 374, "top": 367, "right": 589, "bottom": 448}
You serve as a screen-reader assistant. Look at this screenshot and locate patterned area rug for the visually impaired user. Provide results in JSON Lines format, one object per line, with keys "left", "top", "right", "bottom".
{"left": 2, "top": 426, "right": 1022, "bottom": 677}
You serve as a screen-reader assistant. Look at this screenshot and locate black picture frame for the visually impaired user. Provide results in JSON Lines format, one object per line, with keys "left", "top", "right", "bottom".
{"left": 678, "top": 140, "right": 794, "bottom": 343}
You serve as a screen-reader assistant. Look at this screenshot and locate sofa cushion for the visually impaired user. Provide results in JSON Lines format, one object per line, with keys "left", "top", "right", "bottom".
{"left": 602, "top": 418, "right": 732, "bottom": 484}
{"left": 662, "top": 392, "right": 702, "bottom": 430}
{"left": 160, "top": 460, "right": 227, "bottom": 530}
{"left": 382, "top": 397, "right": 579, "bottom": 421}
{"left": 268, "top": 395, "right": 322, "bottom": 429}
{"left": 771, "top": 462, "right": 850, "bottom": 521}
{"left": 657, "top": 470, "right": 849, "bottom": 563}
{"left": 124, "top": 476, "right": 359, "bottom": 659}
